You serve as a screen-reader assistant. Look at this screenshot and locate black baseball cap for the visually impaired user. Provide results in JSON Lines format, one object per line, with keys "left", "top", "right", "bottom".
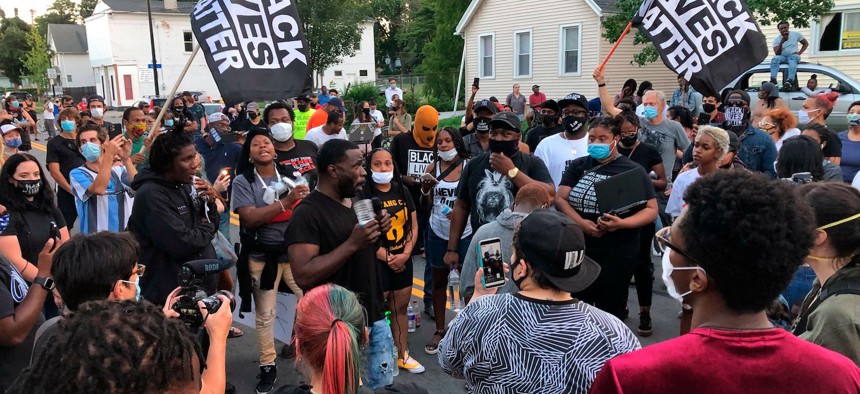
{"left": 489, "top": 111, "right": 521, "bottom": 132}
{"left": 558, "top": 93, "right": 589, "bottom": 111}
{"left": 539, "top": 99, "right": 560, "bottom": 113}
{"left": 295, "top": 95, "right": 310, "bottom": 102}
{"left": 473, "top": 99, "right": 498, "bottom": 114}
{"left": 87, "top": 95, "right": 105, "bottom": 105}
{"left": 516, "top": 209, "right": 600, "bottom": 293}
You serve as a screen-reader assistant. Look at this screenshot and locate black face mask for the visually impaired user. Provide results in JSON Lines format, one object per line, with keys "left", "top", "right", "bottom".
{"left": 473, "top": 117, "right": 491, "bottom": 134}
{"left": 15, "top": 179, "right": 41, "bottom": 197}
{"left": 563, "top": 115, "right": 587, "bottom": 134}
{"left": 702, "top": 103, "right": 716, "bottom": 114}
{"left": 620, "top": 134, "right": 639, "bottom": 147}
{"left": 248, "top": 112, "right": 258, "bottom": 120}
{"left": 363, "top": 108, "right": 371, "bottom": 116}
{"left": 488, "top": 138, "right": 519, "bottom": 157}
{"left": 511, "top": 260, "right": 526, "bottom": 290}
{"left": 723, "top": 102, "right": 749, "bottom": 134}
{"left": 542, "top": 114, "right": 558, "bottom": 127}
{"left": 297, "top": 104, "right": 308, "bottom": 112}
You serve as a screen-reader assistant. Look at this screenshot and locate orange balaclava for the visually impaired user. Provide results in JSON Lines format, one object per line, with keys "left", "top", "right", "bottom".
{"left": 413, "top": 105, "right": 439, "bottom": 149}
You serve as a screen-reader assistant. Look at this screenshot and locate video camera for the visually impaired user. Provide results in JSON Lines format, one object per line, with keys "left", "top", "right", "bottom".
{"left": 172, "top": 259, "right": 236, "bottom": 330}
{"left": 780, "top": 172, "right": 814, "bottom": 185}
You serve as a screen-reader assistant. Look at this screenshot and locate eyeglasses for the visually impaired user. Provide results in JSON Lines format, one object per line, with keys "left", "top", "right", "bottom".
{"left": 562, "top": 109, "right": 588, "bottom": 117}
{"left": 758, "top": 120, "right": 774, "bottom": 129}
{"left": 654, "top": 227, "right": 698, "bottom": 264}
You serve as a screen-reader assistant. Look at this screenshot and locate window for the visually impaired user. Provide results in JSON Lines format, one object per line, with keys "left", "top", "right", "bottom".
{"left": 66, "top": 74, "right": 72, "bottom": 83}
{"left": 478, "top": 34, "right": 495, "bottom": 78}
{"left": 354, "top": 41, "right": 361, "bottom": 51}
{"left": 183, "top": 31, "right": 193, "bottom": 52}
{"left": 334, "top": 70, "right": 343, "bottom": 77}
{"left": 359, "top": 69, "right": 368, "bottom": 76}
{"left": 560, "top": 25, "right": 581, "bottom": 75}
{"left": 514, "top": 30, "right": 532, "bottom": 77}
{"left": 818, "top": 11, "right": 860, "bottom": 51}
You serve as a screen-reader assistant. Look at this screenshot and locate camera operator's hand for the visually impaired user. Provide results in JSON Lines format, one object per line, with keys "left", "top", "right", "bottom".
{"left": 347, "top": 220, "right": 381, "bottom": 250}
{"left": 199, "top": 294, "right": 233, "bottom": 342}
{"left": 162, "top": 287, "right": 182, "bottom": 319}
{"left": 472, "top": 263, "right": 510, "bottom": 301}
{"left": 282, "top": 184, "right": 310, "bottom": 207}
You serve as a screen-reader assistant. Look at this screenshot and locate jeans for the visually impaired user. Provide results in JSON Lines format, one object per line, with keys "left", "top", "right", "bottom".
{"left": 781, "top": 265, "right": 816, "bottom": 315}
{"left": 770, "top": 54, "right": 800, "bottom": 82}
{"left": 248, "top": 257, "right": 303, "bottom": 365}
{"left": 218, "top": 210, "right": 230, "bottom": 240}
{"left": 363, "top": 319, "right": 397, "bottom": 389}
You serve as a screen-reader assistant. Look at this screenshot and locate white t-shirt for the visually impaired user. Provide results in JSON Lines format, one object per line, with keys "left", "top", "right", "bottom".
{"left": 385, "top": 87, "right": 404, "bottom": 106}
{"left": 775, "top": 128, "right": 801, "bottom": 151}
{"left": 305, "top": 125, "right": 346, "bottom": 148}
{"left": 666, "top": 167, "right": 702, "bottom": 218}
{"left": 369, "top": 109, "right": 385, "bottom": 137}
{"left": 534, "top": 132, "right": 589, "bottom": 189}
{"left": 43, "top": 101, "right": 55, "bottom": 120}
{"left": 853, "top": 171, "right": 860, "bottom": 191}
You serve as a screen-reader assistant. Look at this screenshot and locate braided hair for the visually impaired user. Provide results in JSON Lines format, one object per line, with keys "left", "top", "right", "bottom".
{"left": 149, "top": 126, "right": 194, "bottom": 176}
{"left": 9, "top": 300, "right": 204, "bottom": 393}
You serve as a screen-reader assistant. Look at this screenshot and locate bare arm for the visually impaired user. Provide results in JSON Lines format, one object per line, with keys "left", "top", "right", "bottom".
{"left": 0, "top": 236, "right": 38, "bottom": 282}
{"left": 0, "top": 239, "right": 54, "bottom": 346}
{"left": 236, "top": 186, "right": 308, "bottom": 228}
{"left": 798, "top": 38, "right": 809, "bottom": 56}
{"left": 443, "top": 199, "right": 470, "bottom": 267}
{"left": 593, "top": 68, "right": 621, "bottom": 117}
{"left": 650, "top": 162, "right": 668, "bottom": 191}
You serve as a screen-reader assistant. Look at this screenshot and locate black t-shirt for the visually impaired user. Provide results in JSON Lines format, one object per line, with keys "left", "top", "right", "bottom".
{"left": 238, "top": 119, "right": 268, "bottom": 135}
{"left": 285, "top": 191, "right": 384, "bottom": 322}
{"left": 359, "top": 183, "right": 415, "bottom": 255}
{"left": 0, "top": 256, "right": 42, "bottom": 390}
{"left": 0, "top": 206, "right": 66, "bottom": 266}
{"left": 46, "top": 135, "right": 86, "bottom": 182}
{"left": 560, "top": 156, "right": 656, "bottom": 247}
{"left": 525, "top": 125, "right": 562, "bottom": 152}
{"left": 823, "top": 131, "right": 843, "bottom": 158}
{"left": 617, "top": 142, "right": 663, "bottom": 172}
{"left": 276, "top": 140, "right": 319, "bottom": 190}
{"left": 389, "top": 132, "right": 434, "bottom": 210}
{"left": 456, "top": 151, "right": 553, "bottom": 231}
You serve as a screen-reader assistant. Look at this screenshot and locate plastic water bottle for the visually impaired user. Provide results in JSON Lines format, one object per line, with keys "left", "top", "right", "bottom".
{"left": 448, "top": 267, "right": 462, "bottom": 312}
{"left": 411, "top": 300, "right": 422, "bottom": 328}
{"left": 406, "top": 303, "right": 416, "bottom": 333}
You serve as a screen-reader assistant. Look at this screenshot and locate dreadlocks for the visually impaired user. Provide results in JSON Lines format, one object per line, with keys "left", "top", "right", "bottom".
{"left": 9, "top": 300, "right": 204, "bottom": 394}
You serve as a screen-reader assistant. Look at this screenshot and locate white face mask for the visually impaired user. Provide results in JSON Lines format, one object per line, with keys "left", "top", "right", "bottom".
{"left": 371, "top": 171, "right": 393, "bottom": 184}
{"left": 90, "top": 107, "right": 104, "bottom": 119}
{"left": 660, "top": 251, "right": 705, "bottom": 303}
{"left": 438, "top": 148, "right": 458, "bottom": 162}
{"left": 797, "top": 109, "right": 819, "bottom": 125}
{"left": 270, "top": 122, "right": 293, "bottom": 142}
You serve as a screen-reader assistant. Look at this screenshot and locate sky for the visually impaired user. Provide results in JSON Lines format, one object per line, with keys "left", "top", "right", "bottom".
{"left": 1, "top": 0, "right": 80, "bottom": 22}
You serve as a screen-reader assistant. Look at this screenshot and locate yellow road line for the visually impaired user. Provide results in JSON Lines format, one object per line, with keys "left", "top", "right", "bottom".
{"left": 32, "top": 142, "right": 47, "bottom": 152}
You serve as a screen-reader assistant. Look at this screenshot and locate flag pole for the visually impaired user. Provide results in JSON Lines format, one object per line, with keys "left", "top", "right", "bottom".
{"left": 598, "top": 22, "right": 633, "bottom": 71}
{"left": 147, "top": 45, "right": 201, "bottom": 140}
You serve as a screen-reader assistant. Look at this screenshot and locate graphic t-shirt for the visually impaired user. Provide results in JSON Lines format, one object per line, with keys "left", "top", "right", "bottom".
{"left": 69, "top": 165, "right": 135, "bottom": 234}
{"left": 188, "top": 103, "right": 206, "bottom": 137}
{"left": 638, "top": 117, "right": 690, "bottom": 182}
{"left": 456, "top": 151, "right": 552, "bottom": 231}
{"left": 293, "top": 109, "right": 315, "bottom": 140}
{"left": 429, "top": 161, "right": 473, "bottom": 241}
{"left": 359, "top": 184, "right": 415, "bottom": 255}
{"left": 0, "top": 257, "right": 42, "bottom": 391}
{"left": 390, "top": 132, "right": 434, "bottom": 209}
{"left": 276, "top": 140, "right": 319, "bottom": 190}
{"left": 590, "top": 327, "right": 860, "bottom": 393}
{"left": 534, "top": 132, "right": 589, "bottom": 189}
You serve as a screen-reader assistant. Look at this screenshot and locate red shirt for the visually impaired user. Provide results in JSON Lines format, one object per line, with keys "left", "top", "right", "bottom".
{"left": 590, "top": 328, "right": 860, "bottom": 394}
{"left": 77, "top": 102, "right": 88, "bottom": 112}
{"left": 529, "top": 92, "right": 547, "bottom": 109}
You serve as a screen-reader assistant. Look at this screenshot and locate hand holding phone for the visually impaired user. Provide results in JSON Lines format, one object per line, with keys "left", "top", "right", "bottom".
{"left": 473, "top": 77, "right": 480, "bottom": 89}
{"left": 478, "top": 238, "right": 506, "bottom": 289}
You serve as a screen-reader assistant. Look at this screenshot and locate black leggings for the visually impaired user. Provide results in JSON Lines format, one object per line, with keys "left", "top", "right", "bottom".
{"left": 633, "top": 222, "right": 656, "bottom": 308}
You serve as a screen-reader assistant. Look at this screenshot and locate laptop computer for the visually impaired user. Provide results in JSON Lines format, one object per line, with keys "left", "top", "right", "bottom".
{"left": 348, "top": 123, "right": 375, "bottom": 144}
{"left": 594, "top": 168, "right": 648, "bottom": 218}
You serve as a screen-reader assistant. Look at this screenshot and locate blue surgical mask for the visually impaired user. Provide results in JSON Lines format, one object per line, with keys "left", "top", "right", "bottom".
{"left": 5, "top": 138, "right": 22, "bottom": 149}
{"left": 60, "top": 120, "right": 76, "bottom": 132}
{"left": 121, "top": 278, "right": 141, "bottom": 302}
{"left": 587, "top": 141, "right": 614, "bottom": 160}
{"left": 164, "top": 119, "right": 175, "bottom": 127}
{"left": 390, "top": 83, "right": 396, "bottom": 89}
{"left": 643, "top": 106, "right": 658, "bottom": 120}
{"left": 11, "top": 101, "right": 19, "bottom": 108}
{"left": 81, "top": 142, "right": 102, "bottom": 162}
{"left": 848, "top": 113, "right": 860, "bottom": 127}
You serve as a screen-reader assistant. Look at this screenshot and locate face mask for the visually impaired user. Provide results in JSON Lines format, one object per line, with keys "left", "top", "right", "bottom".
{"left": 542, "top": 114, "right": 558, "bottom": 127}
{"left": 371, "top": 171, "right": 393, "bottom": 184}
{"left": 620, "top": 133, "right": 638, "bottom": 147}
{"left": 798, "top": 109, "right": 818, "bottom": 125}
{"left": 60, "top": 120, "right": 76, "bottom": 132}
{"left": 249, "top": 112, "right": 259, "bottom": 120}
{"left": 298, "top": 104, "right": 308, "bottom": 111}
{"left": 563, "top": 115, "right": 587, "bottom": 134}
{"left": 164, "top": 119, "right": 175, "bottom": 127}
{"left": 473, "top": 117, "right": 491, "bottom": 134}
{"left": 587, "top": 141, "right": 615, "bottom": 160}
{"left": 5, "top": 138, "right": 22, "bottom": 149}
{"left": 121, "top": 278, "right": 141, "bottom": 302}
{"left": 702, "top": 103, "right": 716, "bottom": 114}
{"left": 438, "top": 148, "right": 458, "bottom": 162}
{"left": 128, "top": 123, "right": 146, "bottom": 137}
{"left": 488, "top": 138, "right": 519, "bottom": 157}
{"left": 81, "top": 142, "right": 102, "bottom": 162}
{"left": 90, "top": 107, "right": 104, "bottom": 119}
{"left": 643, "top": 106, "right": 658, "bottom": 120}
{"left": 848, "top": 114, "right": 860, "bottom": 127}
{"left": 661, "top": 251, "right": 705, "bottom": 303}
{"left": 723, "top": 104, "right": 747, "bottom": 128}
{"left": 11, "top": 101, "right": 19, "bottom": 108}
{"left": 271, "top": 122, "right": 294, "bottom": 142}
{"left": 511, "top": 260, "right": 526, "bottom": 291}
{"left": 15, "top": 179, "right": 41, "bottom": 197}
{"left": 390, "top": 84, "right": 396, "bottom": 89}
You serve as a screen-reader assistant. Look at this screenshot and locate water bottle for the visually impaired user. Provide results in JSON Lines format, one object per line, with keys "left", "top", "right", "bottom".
{"left": 411, "top": 300, "right": 422, "bottom": 328}
{"left": 406, "top": 303, "right": 416, "bottom": 333}
{"left": 448, "top": 267, "right": 462, "bottom": 312}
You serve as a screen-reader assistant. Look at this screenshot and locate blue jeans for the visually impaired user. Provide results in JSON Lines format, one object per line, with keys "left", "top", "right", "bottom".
{"left": 770, "top": 54, "right": 800, "bottom": 82}
{"left": 781, "top": 265, "right": 816, "bottom": 313}
{"left": 218, "top": 210, "right": 230, "bottom": 240}
{"left": 363, "top": 319, "right": 397, "bottom": 388}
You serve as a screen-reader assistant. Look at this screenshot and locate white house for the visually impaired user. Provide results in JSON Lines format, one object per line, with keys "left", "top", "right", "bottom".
{"left": 319, "top": 20, "right": 378, "bottom": 93}
{"left": 85, "top": 0, "right": 220, "bottom": 107}
{"left": 47, "top": 24, "right": 96, "bottom": 91}
{"left": 455, "top": 0, "right": 679, "bottom": 104}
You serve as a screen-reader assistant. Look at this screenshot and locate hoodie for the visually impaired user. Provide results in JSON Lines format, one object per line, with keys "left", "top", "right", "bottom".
{"left": 461, "top": 209, "right": 527, "bottom": 303}
{"left": 128, "top": 168, "right": 219, "bottom": 304}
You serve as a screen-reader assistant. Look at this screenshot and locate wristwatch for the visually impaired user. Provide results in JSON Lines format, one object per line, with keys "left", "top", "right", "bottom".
{"left": 507, "top": 167, "right": 519, "bottom": 179}
{"left": 33, "top": 277, "right": 55, "bottom": 291}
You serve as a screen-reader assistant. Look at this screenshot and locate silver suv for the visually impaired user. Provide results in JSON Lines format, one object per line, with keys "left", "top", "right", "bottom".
{"left": 725, "top": 62, "right": 860, "bottom": 131}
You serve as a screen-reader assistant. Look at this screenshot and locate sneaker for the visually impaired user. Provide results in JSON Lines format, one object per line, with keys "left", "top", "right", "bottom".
{"left": 638, "top": 311, "right": 653, "bottom": 337}
{"left": 255, "top": 365, "right": 277, "bottom": 394}
{"left": 397, "top": 351, "right": 426, "bottom": 374}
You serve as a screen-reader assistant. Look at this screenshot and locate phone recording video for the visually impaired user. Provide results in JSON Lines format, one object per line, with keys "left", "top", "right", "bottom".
{"left": 478, "top": 237, "right": 505, "bottom": 289}
{"left": 473, "top": 77, "right": 480, "bottom": 89}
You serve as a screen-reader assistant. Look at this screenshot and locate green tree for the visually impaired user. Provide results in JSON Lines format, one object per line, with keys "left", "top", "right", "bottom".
{"left": 297, "top": 0, "right": 370, "bottom": 86}
{"left": 420, "top": 0, "right": 470, "bottom": 100}
{"left": 24, "top": 26, "right": 52, "bottom": 90}
{"left": 601, "top": 0, "right": 836, "bottom": 66}
{"left": 371, "top": 0, "right": 406, "bottom": 73}
{"left": 0, "top": 17, "right": 32, "bottom": 86}
{"left": 34, "top": 0, "right": 80, "bottom": 41}
{"left": 396, "top": 1, "right": 434, "bottom": 73}
{"left": 79, "top": 0, "right": 99, "bottom": 20}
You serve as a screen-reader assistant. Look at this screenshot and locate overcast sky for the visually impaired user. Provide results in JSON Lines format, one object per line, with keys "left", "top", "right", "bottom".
{"left": 1, "top": 0, "right": 81, "bottom": 22}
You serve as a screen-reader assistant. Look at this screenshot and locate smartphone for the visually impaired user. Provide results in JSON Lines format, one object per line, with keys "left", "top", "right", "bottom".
{"left": 472, "top": 77, "right": 480, "bottom": 89}
{"left": 478, "top": 237, "right": 506, "bottom": 289}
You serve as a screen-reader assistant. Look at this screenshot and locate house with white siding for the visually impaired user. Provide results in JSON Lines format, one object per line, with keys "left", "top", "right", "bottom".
{"left": 455, "top": 0, "right": 679, "bottom": 105}
{"left": 47, "top": 24, "right": 96, "bottom": 89}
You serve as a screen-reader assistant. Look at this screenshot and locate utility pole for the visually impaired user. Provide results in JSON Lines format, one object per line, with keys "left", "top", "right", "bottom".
{"left": 146, "top": 0, "right": 160, "bottom": 95}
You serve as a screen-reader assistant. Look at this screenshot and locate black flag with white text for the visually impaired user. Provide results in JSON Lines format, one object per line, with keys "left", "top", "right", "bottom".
{"left": 632, "top": 0, "right": 768, "bottom": 97}
{"left": 190, "top": 0, "right": 311, "bottom": 105}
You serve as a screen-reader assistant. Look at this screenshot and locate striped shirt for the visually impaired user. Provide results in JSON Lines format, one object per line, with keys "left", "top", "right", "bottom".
{"left": 70, "top": 165, "right": 134, "bottom": 234}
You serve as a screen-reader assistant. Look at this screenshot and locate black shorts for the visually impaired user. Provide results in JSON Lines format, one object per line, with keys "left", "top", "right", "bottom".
{"left": 379, "top": 256, "right": 414, "bottom": 292}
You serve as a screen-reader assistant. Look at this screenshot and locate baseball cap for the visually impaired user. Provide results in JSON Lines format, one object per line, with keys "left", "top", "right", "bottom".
{"left": 539, "top": 99, "right": 560, "bottom": 114}
{"left": 532, "top": 84, "right": 540, "bottom": 90}
{"left": 327, "top": 97, "right": 347, "bottom": 113}
{"left": 295, "top": 95, "right": 310, "bottom": 102}
{"left": 727, "top": 129, "right": 740, "bottom": 153}
{"left": 1, "top": 124, "right": 22, "bottom": 135}
{"left": 728, "top": 90, "right": 751, "bottom": 105}
{"left": 246, "top": 102, "right": 260, "bottom": 111}
{"left": 472, "top": 99, "right": 498, "bottom": 114}
{"left": 207, "top": 112, "right": 228, "bottom": 124}
{"left": 516, "top": 209, "right": 601, "bottom": 293}
{"left": 558, "top": 93, "right": 589, "bottom": 111}
{"left": 87, "top": 95, "right": 105, "bottom": 105}
{"left": 489, "top": 111, "right": 521, "bottom": 132}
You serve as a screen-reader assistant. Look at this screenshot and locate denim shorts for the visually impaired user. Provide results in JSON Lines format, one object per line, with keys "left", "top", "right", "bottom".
{"left": 425, "top": 229, "right": 472, "bottom": 271}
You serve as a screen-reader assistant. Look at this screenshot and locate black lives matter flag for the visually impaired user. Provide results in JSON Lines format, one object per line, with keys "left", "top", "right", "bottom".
{"left": 632, "top": 0, "right": 768, "bottom": 97}
{"left": 190, "top": 0, "right": 310, "bottom": 105}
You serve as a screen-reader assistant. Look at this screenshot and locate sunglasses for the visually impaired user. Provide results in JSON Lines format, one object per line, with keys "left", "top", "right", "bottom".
{"left": 654, "top": 227, "right": 698, "bottom": 264}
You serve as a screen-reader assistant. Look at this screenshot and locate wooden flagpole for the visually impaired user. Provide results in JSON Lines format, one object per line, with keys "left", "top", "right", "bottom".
{"left": 146, "top": 45, "right": 201, "bottom": 142}
{"left": 598, "top": 22, "right": 633, "bottom": 71}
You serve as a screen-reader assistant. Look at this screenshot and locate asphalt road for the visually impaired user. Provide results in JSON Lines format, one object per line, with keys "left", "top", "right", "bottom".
{"left": 25, "top": 113, "right": 685, "bottom": 394}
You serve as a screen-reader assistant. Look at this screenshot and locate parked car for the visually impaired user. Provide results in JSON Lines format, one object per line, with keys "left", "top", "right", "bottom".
{"left": 725, "top": 62, "right": 860, "bottom": 131}
{"left": 202, "top": 103, "right": 223, "bottom": 117}
{"left": 5, "top": 91, "right": 30, "bottom": 101}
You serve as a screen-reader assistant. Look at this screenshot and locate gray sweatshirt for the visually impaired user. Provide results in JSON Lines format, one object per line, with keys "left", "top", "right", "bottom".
{"left": 461, "top": 209, "right": 528, "bottom": 303}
